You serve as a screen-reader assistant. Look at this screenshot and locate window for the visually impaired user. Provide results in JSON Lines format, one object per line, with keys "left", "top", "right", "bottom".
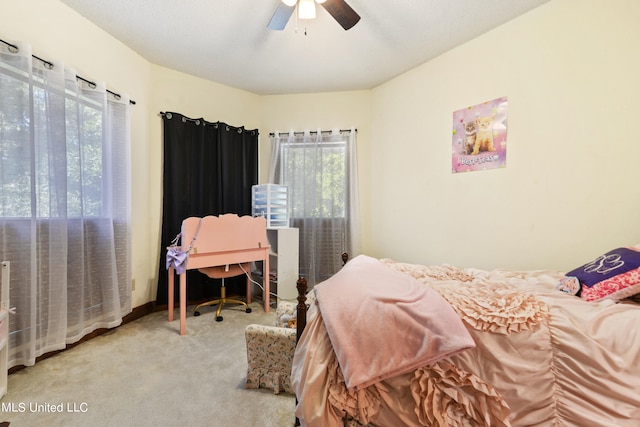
{"left": 269, "top": 129, "right": 359, "bottom": 286}
{"left": 0, "top": 41, "right": 131, "bottom": 367}
{"left": 1, "top": 71, "right": 106, "bottom": 218}
{"left": 283, "top": 140, "right": 347, "bottom": 219}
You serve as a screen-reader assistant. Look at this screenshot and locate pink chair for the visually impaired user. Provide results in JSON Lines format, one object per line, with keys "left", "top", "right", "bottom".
{"left": 194, "top": 263, "right": 252, "bottom": 321}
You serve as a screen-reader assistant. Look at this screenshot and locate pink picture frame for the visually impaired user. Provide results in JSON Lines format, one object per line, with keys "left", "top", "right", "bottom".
{"left": 452, "top": 97, "right": 508, "bottom": 173}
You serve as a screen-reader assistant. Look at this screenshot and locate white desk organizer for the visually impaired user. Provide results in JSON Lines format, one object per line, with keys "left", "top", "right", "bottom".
{"left": 252, "top": 184, "right": 289, "bottom": 228}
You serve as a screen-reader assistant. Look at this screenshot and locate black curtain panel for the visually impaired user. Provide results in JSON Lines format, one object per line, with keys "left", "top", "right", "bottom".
{"left": 156, "top": 112, "right": 258, "bottom": 306}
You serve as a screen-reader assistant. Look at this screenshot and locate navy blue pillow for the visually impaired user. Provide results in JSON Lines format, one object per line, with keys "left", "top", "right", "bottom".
{"left": 566, "top": 247, "right": 640, "bottom": 288}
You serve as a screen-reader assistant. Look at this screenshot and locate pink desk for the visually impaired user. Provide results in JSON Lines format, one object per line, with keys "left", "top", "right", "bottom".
{"left": 167, "top": 214, "right": 270, "bottom": 335}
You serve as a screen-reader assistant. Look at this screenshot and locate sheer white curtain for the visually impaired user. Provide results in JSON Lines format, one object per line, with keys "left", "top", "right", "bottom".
{"left": 0, "top": 41, "right": 132, "bottom": 368}
{"left": 269, "top": 128, "right": 359, "bottom": 287}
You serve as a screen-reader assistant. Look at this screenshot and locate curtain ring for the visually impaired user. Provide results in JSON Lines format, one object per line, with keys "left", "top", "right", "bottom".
{"left": 165, "top": 113, "right": 172, "bottom": 119}
{"left": 182, "top": 117, "right": 187, "bottom": 123}
{"left": 195, "top": 120, "right": 201, "bottom": 126}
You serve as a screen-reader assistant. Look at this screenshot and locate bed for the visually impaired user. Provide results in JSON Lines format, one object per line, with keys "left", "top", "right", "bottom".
{"left": 290, "top": 252, "right": 640, "bottom": 426}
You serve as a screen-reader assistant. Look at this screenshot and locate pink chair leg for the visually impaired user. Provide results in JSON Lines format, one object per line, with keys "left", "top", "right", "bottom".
{"left": 246, "top": 274, "right": 251, "bottom": 305}
{"left": 180, "top": 273, "right": 187, "bottom": 335}
{"left": 168, "top": 267, "right": 175, "bottom": 322}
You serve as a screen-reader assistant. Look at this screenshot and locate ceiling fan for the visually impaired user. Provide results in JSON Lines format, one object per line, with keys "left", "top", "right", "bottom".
{"left": 268, "top": 0, "right": 361, "bottom": 31}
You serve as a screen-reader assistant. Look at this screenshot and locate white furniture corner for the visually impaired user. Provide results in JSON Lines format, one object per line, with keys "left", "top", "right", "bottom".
{"left": 267, "top": 227, "right": 299, "bottom": 302}
{"left": 0, "top": 261, "right": 10, "bottom": 399}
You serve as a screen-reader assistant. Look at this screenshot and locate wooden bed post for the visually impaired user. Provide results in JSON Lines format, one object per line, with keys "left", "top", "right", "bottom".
{"left": 296, "top": 277, "right": 308, "bottom": 343}
{"left": 295, "top": 254, "right": 348, "bottom": 343}
{"left": 294, "top": 277, "right": 308, "bottom": 427}
{"left": 294, "top": 254, "right": 348, "bottom": 426}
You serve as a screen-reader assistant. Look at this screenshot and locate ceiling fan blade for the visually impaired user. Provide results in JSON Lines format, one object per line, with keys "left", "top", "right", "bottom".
{"left": 267, "top": 3, "right": 295, "bottom": 30}
{"left": 320, "top": 0, "right": 361, "bottom": 30}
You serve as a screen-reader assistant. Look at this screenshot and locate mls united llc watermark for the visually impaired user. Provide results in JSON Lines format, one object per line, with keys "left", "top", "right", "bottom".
{"left": 1, "top": 401, "right": 88, "bottom": 413}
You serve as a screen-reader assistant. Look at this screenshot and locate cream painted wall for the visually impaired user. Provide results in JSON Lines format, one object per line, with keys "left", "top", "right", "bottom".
{"left": 4, "top": 0, "right": 640, "bottom": 310}
{"left": 368, "top": 0, "right": 640, "bottom": 271}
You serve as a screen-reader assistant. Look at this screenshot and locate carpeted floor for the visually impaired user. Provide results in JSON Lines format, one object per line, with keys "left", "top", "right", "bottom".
{"left": 1, "top": 302, "right": 295, "bottom": 427}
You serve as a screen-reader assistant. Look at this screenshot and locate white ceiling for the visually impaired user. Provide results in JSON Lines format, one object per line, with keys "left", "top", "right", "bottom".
{"left": 60, "top": 0, "right": 551, "bottom": 95}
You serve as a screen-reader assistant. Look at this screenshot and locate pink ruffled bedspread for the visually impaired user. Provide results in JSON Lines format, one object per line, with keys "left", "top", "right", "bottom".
{"left": 292, "top": 259, "right": 640, "bottom": 426}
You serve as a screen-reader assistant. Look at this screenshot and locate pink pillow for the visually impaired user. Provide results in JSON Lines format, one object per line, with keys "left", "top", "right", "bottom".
{"left": 579, "top": 267, "right": 640, "bottom": 302}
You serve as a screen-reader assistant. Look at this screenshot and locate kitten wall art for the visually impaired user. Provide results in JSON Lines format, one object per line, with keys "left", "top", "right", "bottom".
{"left": 452, "top": 97, "right": 508, "bottom": 173}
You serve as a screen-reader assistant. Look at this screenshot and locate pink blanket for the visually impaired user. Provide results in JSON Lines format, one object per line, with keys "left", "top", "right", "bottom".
{"left": 314, "top": 255, "right": 475, "bottom": 390}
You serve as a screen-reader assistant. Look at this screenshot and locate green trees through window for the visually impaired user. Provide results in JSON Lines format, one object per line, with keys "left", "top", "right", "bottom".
{"left": 0, "top": 65, "right": 105, "bottom": 218}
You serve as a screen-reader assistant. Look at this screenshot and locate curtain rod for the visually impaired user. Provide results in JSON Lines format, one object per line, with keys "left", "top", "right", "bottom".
{"left": 0, "top": 38, "right": 136, "bottom": 105}
{"left": 269, "top": 129, "right": 357, "bottom": 137}
{"left": 159, "top": 112, "right": 259, "bottom": 135}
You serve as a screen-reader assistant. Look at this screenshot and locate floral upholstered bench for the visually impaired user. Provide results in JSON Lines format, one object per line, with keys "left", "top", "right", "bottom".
{"left": 245, "top": 255, "right": 347, "bottom": 395}
{"left": 244, "top": 299, "right": 300, "bottom": 394}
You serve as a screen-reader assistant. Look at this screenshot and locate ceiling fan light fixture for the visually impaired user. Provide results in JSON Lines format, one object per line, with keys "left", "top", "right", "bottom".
{"left": 298, "top": 0, "right": 316, "bottom": 19}
{"left": 269, "top": 0, "right": 360, "bottom": 31}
